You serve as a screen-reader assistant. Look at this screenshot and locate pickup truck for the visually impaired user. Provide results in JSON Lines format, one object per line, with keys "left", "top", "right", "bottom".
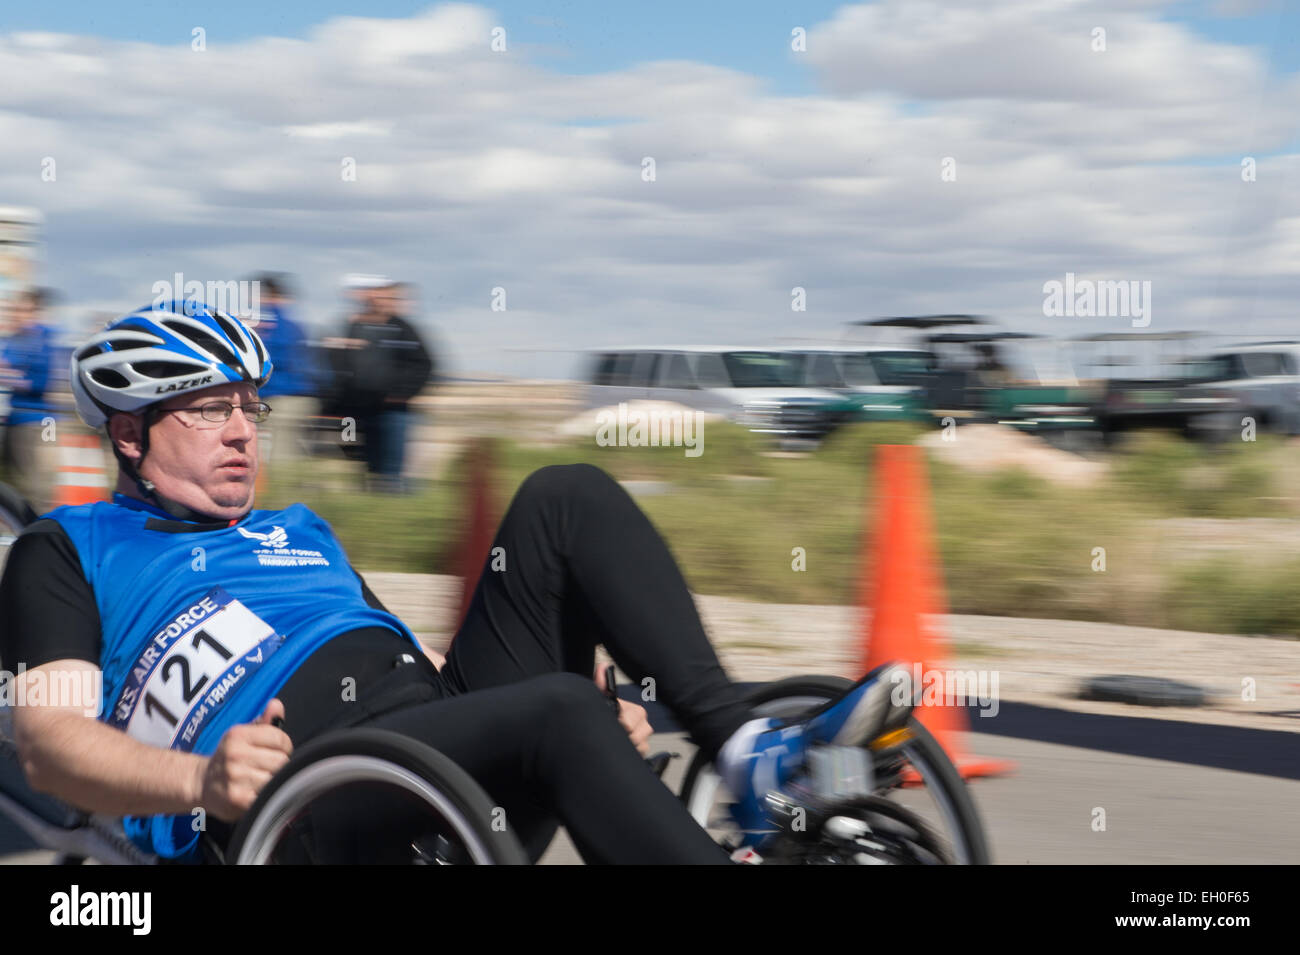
{"left": 1073, "top": 333, "right": 1242, "bottom": 444}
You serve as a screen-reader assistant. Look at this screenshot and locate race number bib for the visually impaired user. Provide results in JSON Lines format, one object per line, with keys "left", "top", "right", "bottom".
{"left": 108, "top": 587, "right": 284, "bottom": 752}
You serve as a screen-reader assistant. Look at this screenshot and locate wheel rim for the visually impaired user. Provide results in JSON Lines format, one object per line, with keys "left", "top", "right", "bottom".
{"left": 684, "top": 693, "right": 977, "bottom": 864}
{"left": 890, "top": 737, "right": 973, "bottom": 864}
{"left": 237, "top": 755, "right": 498, "bottom": 865}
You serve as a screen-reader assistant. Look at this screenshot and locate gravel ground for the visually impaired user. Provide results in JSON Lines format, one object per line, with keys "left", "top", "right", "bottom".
{"left": 365, "top": 571, "right": 1300, "bottom": 734}
{"left": 1153, "top": 516, "right": 1300, "bottom": 559}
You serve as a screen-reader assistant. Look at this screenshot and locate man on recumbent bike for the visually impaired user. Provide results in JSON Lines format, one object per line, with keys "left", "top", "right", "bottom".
{"left": 0, "top": 300, "right": 916, "bottom": 864}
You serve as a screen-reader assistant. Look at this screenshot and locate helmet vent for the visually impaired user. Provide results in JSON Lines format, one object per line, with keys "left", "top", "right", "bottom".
{"left": 89, "top": 368, "right": 131, "bottom": 388}
{"left": 161, "top": 321, "right": 239, "bottom": 368}
{"left": 106, "top": 338, "right": 151, "bottom": 352}
{"left": 134, "top": 360, "right": 207, "bottom": 380}
{"left": 211, "top": 311, "right": 244, "bottom": 347}
{"left": 76, "top": 344, "right": 103, "bottom": 360}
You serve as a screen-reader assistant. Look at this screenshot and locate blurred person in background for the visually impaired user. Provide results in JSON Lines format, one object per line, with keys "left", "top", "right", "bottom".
{"left": 250, "top": 273, "right": 319, "bottom": 479}
{"left": 0, "top": 287, "right": 59, "bottom": 512}
{"left": 329, "top": 278, "right": 434, "bottom": 494}
{"left": 319, "top": 274, "right": 387, "bottom": 450}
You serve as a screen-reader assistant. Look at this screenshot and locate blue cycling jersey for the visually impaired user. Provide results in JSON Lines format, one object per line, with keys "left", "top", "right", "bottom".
{"left": 45, "top": 492, "right": 421, "bottom": 859}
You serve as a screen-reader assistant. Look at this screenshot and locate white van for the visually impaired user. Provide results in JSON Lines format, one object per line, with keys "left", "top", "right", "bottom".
{"left": 1194, "top": 343, "right": 1300, "bottom": 434}
{"left": 584, "top": 346, "right": 850, "bottom": 440}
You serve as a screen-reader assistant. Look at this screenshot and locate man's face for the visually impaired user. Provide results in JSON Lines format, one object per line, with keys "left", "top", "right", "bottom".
{"left": 133, "top": 381, "right": 261, "bottom": 520}
{"left": 382, "top": 286, "right": 408, "bottom": 315}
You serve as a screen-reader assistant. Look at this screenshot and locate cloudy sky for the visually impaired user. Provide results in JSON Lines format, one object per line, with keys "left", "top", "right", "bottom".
{"left": 1, "top": 0, "right": 1298, "bottom": 378}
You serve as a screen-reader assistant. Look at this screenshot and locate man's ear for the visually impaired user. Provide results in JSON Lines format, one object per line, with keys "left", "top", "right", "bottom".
{"left": 106, "top": 412, "right": 145, "bottom": 465}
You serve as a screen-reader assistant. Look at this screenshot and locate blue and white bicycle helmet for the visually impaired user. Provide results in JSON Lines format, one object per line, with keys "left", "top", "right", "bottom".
{"left": 70, "top": 301, "right": 274, "bottom": 520}
{"left": 71, "top": 300, "right": 273, "bottom": 430}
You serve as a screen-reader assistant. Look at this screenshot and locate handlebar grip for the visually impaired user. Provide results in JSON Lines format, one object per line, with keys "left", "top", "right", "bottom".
{"left": 603, "top": 664, "right": 619, "bottom": 713}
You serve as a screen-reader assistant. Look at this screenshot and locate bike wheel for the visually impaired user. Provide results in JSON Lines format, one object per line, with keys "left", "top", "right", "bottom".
{"left": 679, "top": 675, "right": 991, "bottom": 864}
{"left": 0, "top": 482, "right": 36, "bottom": 580}
{"left": 227, "top": 728, "right": 528, "bottom": 865}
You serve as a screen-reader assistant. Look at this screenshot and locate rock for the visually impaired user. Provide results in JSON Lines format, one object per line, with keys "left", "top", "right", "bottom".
{"left": 557, "top": 400, "right": 725, "bottom": 440}
{"left": 919, "top": 423, "right": 1107, "bottom": 488}
{"left": 1078, "top": 674, "right": 1209, "bottom": 707}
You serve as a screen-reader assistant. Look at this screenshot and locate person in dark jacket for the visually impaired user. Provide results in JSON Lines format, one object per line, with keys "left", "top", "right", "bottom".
{"left": 335, "top": 281, "right": 434, "bottom": 493}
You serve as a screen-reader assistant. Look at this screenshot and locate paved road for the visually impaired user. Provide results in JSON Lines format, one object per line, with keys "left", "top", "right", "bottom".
{"left": 6, "top": 712, "right": 1298, "bottom": 865}
{"left": 538, "top": 722, "right": 1300, "bottom": 864}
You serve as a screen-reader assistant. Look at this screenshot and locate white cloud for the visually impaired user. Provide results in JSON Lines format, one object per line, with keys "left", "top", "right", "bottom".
{"left": 808, "top": 1, "right": 1259, "bottom": 105}
{"left": 284, "top": 121, "right": 396, "bottom": 139}
{"left": 0, "top": 2, "right": 1297, "bottom": 378}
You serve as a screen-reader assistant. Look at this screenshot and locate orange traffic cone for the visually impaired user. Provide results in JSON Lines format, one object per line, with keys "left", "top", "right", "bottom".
{"left": 858, "top": 444, "right": 1014, "bottom": 780}
{"left": 255, "top": 428, "right": 272, "bottom": 499}
{"left": 452, "top": 440, "right": 499, "bottom": 634}
{"left": 53, "top": 434, "right": 110, "bottom": 508}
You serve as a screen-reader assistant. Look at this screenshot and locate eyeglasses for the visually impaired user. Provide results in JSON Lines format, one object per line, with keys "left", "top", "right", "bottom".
{"left": 157, "top": 401, "right": 272, "bottom": 424}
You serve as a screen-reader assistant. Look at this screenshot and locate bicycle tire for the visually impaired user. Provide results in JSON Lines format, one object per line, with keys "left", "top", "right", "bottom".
{"left": 226, "top": 728, "right": 528, "bottom": 865}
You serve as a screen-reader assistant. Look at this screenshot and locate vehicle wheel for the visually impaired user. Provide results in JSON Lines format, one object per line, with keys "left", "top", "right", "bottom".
{"left": 226, "top": 728, "right": 528, "bottom": 865}
{"left": 1099, "top": 422, "right": 1125, "bottom": 450}
{"left": 679, "top": 675, "right": 991, "bottom": 864}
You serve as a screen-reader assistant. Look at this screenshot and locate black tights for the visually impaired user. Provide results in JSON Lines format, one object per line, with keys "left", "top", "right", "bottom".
{"left": 365, "top": 464, "right": 755, "bottom": 863}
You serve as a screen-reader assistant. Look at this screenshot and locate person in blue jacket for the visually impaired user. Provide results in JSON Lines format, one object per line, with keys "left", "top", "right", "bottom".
{"left": 0, "top": 287, "right": 59, "bottom": 512}
{"left": 249, "top": 273, "right": 319, "bottom": 477}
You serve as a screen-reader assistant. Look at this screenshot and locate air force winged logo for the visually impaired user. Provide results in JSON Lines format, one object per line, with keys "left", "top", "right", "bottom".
{"left": 238, "top": 525, "right": 289, "bottom": 549}
{"left": 237, "top": 522, "right": 331, "bottom": 568}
